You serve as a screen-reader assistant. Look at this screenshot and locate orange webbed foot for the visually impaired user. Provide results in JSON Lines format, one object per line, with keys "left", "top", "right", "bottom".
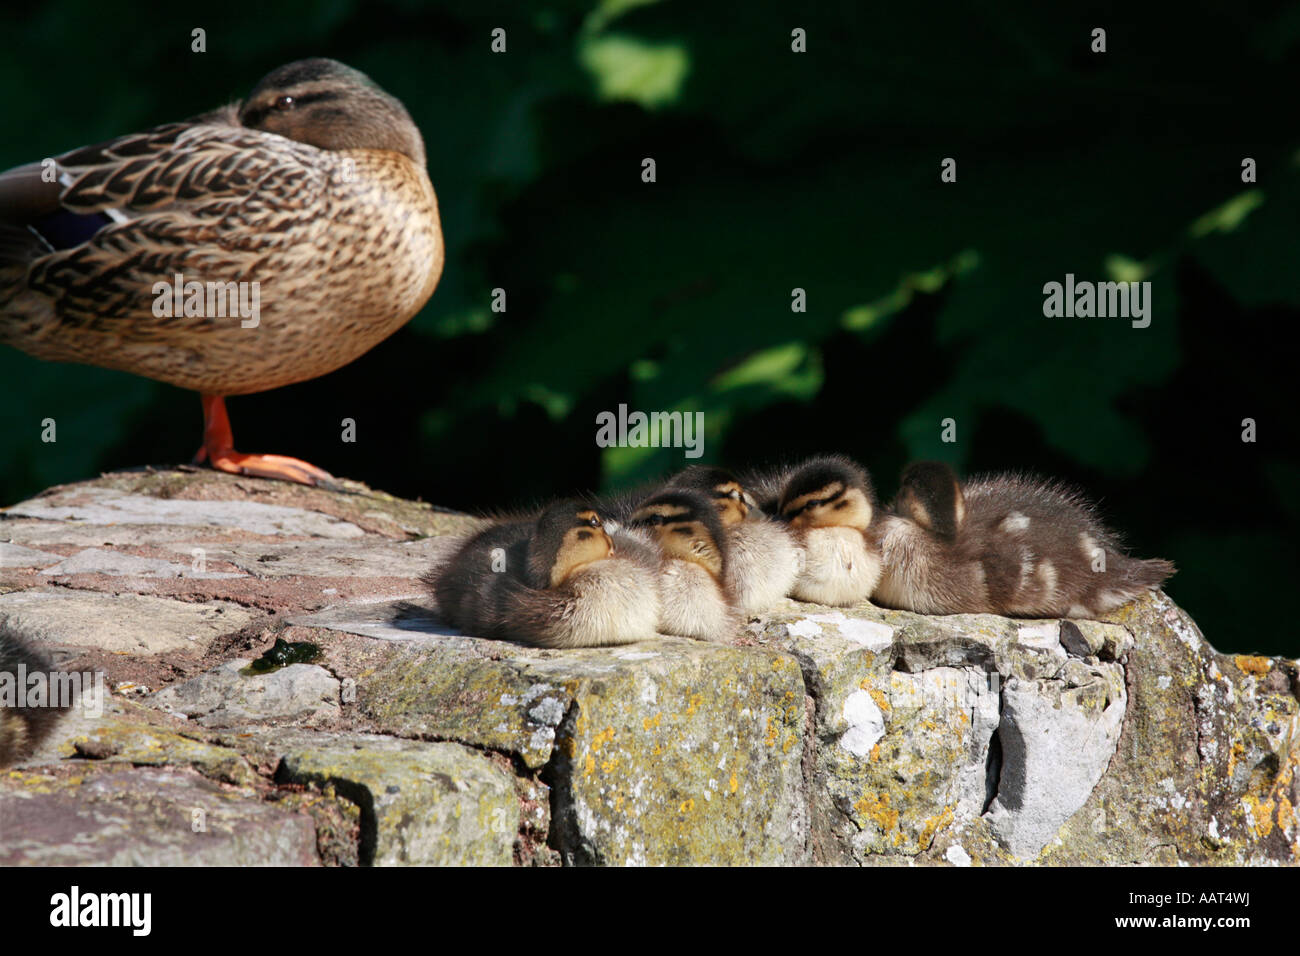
{"left": 196, "top": 394, "right": 339, "bottom": 489}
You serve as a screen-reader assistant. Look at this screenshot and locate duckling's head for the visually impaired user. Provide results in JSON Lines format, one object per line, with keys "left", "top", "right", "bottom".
{"left": 528, "top": 501, "right": 614, "bottom": 589}
{"left": 668, "top": 466, "right": 751, "bottom": 527}
{"left": 778, "top": 456, "right": 875, "bottom": 531}
{"left": 239, "top": 58, "right": 427, "bottom": 167}
{"left": 629, "top": 490, "right": 728, "bottom": 578}
{"left": 895, "top": 461, "right": 965, "bottom": 540}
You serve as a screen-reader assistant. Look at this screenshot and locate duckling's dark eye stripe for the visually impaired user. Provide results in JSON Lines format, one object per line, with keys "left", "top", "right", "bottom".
{"left": 785, "top": 493, "right": 838, "bottom": 516}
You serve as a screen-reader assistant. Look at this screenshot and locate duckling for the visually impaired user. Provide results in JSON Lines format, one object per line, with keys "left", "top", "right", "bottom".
{"left": 0, "top": 626, "right": 70, "bottom": 768}
{"left": 665, "top": 465, "right": 801, "bottom": 615}
{"left": 0, "top": 58, "right": 443, "bottom": 486}
{"left": 747, "top": 456, "right": 883, "bottom": 607}
{"left": 872, "top": 460, "right": 1176, "bottom": 617}
{"left": 427, "top": 501, "right": 659, "bottom": 649}
{"left": 627, "top": 489, "right": 739, "bottom": 641}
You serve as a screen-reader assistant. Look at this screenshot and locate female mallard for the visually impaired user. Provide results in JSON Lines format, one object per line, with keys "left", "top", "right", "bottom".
{"left": 0, "top": 58, "right": 443, "bottom": 485}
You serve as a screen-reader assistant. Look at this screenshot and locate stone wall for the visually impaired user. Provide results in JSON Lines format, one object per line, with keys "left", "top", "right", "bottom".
{"left": 1, "top": 470, "right": 1295, "bottom": 865}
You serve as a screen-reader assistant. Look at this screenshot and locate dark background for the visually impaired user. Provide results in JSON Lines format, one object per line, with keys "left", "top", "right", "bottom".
{"left": 2, "top": 1, "right": 1296, "bottom": 654}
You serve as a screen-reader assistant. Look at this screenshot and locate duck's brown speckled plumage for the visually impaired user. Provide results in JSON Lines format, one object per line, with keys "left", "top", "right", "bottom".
{"left": 0, "top": 78, "right": 442, "bottom": 395}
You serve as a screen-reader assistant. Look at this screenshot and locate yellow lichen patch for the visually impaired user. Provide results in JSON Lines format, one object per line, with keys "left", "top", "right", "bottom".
{"left": 867, "top": 687, "right": 890, "bottom": 712}
{"left": 782, "top": 734, "right": 796, "bottom": 754}
{"left": 652, "top": 743, "right": 663, "bottom": 756}
{"left": 1234, "top": 655, "right": 1271, "bottom": 677}
{"left": 919, "top": 803, "right": 956, "bottom": 848}
{"left": 1242, "top": 794, "right": 1275, "bottom": 839}
{"left": 853, "top": 792, "right": 900, "bottom": 832}
{"left": 601, "top": 756, "right": 620, "bottom": 774}
{"left": 643, "top": 712, "right": 662, "bottom": 732}
{"left": 685, "top": 693, "right": 703, "bottom": 716}
{"left": 729, "top": 773, "right": 738, "bottom": 794}
{"left": 591, "top": 726, "right": 616, "bottom": 752}
{"left": 765, "top": 715, "right": 780, "bottom": 747}
{"left": 584, "top": 754, "right": 596, "bottom": 778}
{"left": 679, "top": 798, "right": 695, "bottom": 814}
{"left": 869, "top": 742, "right": 882, "bottom": 763}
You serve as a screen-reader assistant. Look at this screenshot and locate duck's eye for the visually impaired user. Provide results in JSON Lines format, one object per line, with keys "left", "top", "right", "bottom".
{"left": 274, "top": 95, "right": 296, "bottom": 110}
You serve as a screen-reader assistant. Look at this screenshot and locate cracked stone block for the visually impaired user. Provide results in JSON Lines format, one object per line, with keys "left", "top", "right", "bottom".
{"left": 6, "top": 488, "right": 365, "bottom": 538}
{"left": 39, "top": 547, "right": 244, "bottom": 579}
{"left": 151, "top": 660, "right": 340, "bottom": 727}
{"left": 0, "top": 766, "right": 319, "bottom": 865}
{"left": 984, "top": 666, "right": 1126, "bottom": 859}
{"left": 0, "top": 588, "right": 255, "bottom": 655}
{"left": 275, "top": 733, "right": 519, "bottom": 866}
{"left": 346, "top": 604, "right": 809, "bottom": 865}
{"left": 0, "top": 542, "right": 63, "bottom": 569}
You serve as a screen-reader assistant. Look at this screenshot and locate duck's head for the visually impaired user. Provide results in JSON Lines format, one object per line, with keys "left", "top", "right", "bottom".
{"left": 894, "top": 461, "right": 965, "bottom": 540}
{"left": 668, "top": 465, "right": 751, "bottom": 527}
{"left": 528, "top": 501, "right": 614, "bottom": 589}
{"left": 778, "top": 456, "right": 875, "bottom": 531}
{"left": 239, "top": 58, "right": 426, "bottom": 167}
{"left": 630, "top": 490, "right": 727, "bottom": 579}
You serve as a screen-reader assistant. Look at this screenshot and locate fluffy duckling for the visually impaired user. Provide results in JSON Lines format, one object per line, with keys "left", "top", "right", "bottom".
{"left": 872, "top": 461, "right": 1176, "bottom": 617}
{"left": 427, "top": 501, "right": 659, "bottom": 649}
{"left": 0, "top": 627, "right": 70, "bottom": 768}
{"left": 665, "top": 465, "right": 801, "bottom": 615}
{"left": 627, "top": 489, "right": 738, "bottom": 641}
{"left": 748, "top": 456, "right": 883, "bottom": 606}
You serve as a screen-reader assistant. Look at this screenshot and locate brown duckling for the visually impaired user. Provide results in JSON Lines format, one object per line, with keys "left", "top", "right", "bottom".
{"left": 427, "top": 501, "right": 659, "bottom": 649}
{"left": 665, "top": 465, "right": 801, "bottom": 615}
{"left": 872, "top": 460, "right": 1176, "bottom": 617}
{"left": 749, "top": 455, "right": 883, "bottom": 606}
{"left": 0, "top": 626, "right": 71, "bottom": 768}
{"left": 627, "top": 488, "right": 738, "bottom": 641}
{"left": 0, "top": 58, "right": 443, "bottom": 486}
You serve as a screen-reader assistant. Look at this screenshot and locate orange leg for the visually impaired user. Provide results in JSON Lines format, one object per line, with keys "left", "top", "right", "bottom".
{"left": 194, "top": 394, "right": 337, "bottom": 487}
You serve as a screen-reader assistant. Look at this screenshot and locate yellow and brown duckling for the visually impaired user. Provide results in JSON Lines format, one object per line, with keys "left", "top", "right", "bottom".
{"left": 665, "top": 465, "right": 801, "bottom": 616}
{"left": 428, "top": 501, "right": 660, "bottom": 649}
{"left": 748, "top": 455, "right": 883, "bottom": 607}
{"left": 0, "top": 626, "right": 71, "bottom": 768}
{"left": 0, "top": 58, "right": 443, "bottom": 486}
{"left": 872, "top": 461, "right": 1176, "bottom": 617}
{"left": 626, "top": 488, "right": 739, "bottom": 641}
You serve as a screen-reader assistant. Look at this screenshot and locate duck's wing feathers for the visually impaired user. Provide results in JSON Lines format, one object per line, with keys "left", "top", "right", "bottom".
{"left": 4, "top": 114, "right": 333, "bottom": 333}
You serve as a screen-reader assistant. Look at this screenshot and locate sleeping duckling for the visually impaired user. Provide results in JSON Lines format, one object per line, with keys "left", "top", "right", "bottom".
{"left": 627, "top": 489, "right": 738, "bottom": 641}
{"left": 665, "top": 465, "right": 801, "bottom": 615}
{"left": 427, "top": 501, "right": 659, "bottom": 649}
{"left": 872, "top": 460, "right": 1176, "bottom": 617}
{"left": 749, "top": 456, "right": 883, "bottom": 606}
{"left": 0, "top": 626, "right": 71, "bottom": 768}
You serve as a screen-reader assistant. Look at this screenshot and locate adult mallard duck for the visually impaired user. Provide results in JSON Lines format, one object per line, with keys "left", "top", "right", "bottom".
{"left": 0, "top": 58, "right": 443, "bottom": 485}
